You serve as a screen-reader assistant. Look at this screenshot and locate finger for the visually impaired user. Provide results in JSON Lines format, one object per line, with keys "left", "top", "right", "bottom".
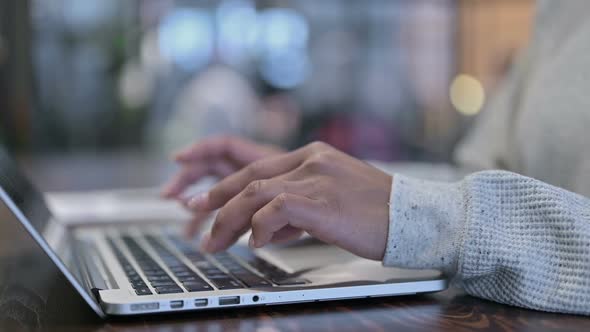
{"left": 191, "top": 148, "right": 309, "bottom": 211}
{"left": 201, "top": 178, "right": 306, "bottom": 252}
{"left": 161, "top": 159, "right": 238, "bottom": 198}
{"left": 203, "top": 159, "right": 240, "bottom": 179}
{"left": 161, "top": 164, "right": 209, "bottom": 198}
{"left": 268, "top": 226, "right": 304, "bottom": 244}
{"left": 250, "top": 193, "right": 327, "bottom": 248}
{"left": 183, "top": 211, "right": 213, "bottom": 239}
{"left": 175, "top": 136, "right": 276, "bottom": 166}
{"left": 174, "top": 136, "right": 232, "bottom": 162}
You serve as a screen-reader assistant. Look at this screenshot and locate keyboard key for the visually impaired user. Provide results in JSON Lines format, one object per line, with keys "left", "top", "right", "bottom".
{"left": 144, "top": 270, "right": 167, "bottom": 277}
{"left": 130, "top": 281, "right": 147, "bottom": 289}
{"left": 128, "top": 275, "right": 143, "bottom": 282}
{"left": 247, "top": 257, "right": 295, "bottom": 282}
{"left": 147, "top": 275, "right": 173, "bottom": 282}
{"left": 209, "top": 278, "right": 244, "bottom": 290}
{"left": 155, "top": 286, "right": 184, "bottom": 294}
{"left": 149, "top": 234, "right": 294, "bottom": 290}
{"left": 144, "top": 235, "right": 212, "bottom": 291}
{"left": 121, "top": 236, "right": 182, "bottom": 291}
{"left": 170, "top": 266, "right": 191, "bottom": 273}
{"left": 150, "top": 281, "right": 179, "bottom": 287}
{"left": 177, "top": 275, "right": 201, "bottom": 282}
{"left": 236, "top": 275, "right": 272, "bottom": 287}
{"left": 203, "top": 268, "right": 229, "bottom": 277}
{"left": 135, "top": 287, "right": 152, "bottom": 296}
{"left": 185, "top": 253, "right": 207, "bottom": 261}
{"left": 174, "top": 271, "right": 194, "bottom": 278}
{"left": 108, "top": 238, "right": 155, "bottom": 292}
{"left": 272, "top": 278, "right": 308, "bottom": 286}
{"left": 183, "top": 282, "right": 213, "bottom": 292}
{"left": 212, "top": 253, "right": 276, "bottom": 287}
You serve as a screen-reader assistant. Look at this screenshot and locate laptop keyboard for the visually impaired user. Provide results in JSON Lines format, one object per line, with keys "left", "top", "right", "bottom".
{"left": 126, "top": 235, "right": 214, "bottom": 294}
{"left": 121, "top": 236, "right": 185, "bottom": 294}
{"left": 247, "top": 257, "right": 308, "bottom": 286}
{"left": 107, "top": 238, "right": 153, "bottom": 296}
{"left": 108, "top": 233, "right": 306, "bottom": 296}
{"left": 170, "top": 236, "right": 272, "bottom": 289}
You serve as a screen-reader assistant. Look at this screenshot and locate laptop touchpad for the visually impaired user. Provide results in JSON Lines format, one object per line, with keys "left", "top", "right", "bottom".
{"left": 256, "top": 237, "right": 360, "bottom": 271}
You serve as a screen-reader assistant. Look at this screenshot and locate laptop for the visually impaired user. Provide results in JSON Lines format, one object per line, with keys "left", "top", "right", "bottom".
{"left": 0, "top": 148, "right": 447, "bottom": 317}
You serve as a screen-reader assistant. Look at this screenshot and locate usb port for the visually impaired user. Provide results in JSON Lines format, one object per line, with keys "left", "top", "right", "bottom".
{"left": 130, "top": 302, "right": 159, "bottom": 311}
{"left": 219, "top": 296, "right": 240, "bottom": 306}
{"left": 170, "top": 300, "right": 184, "bottom": 309}
{"left": 194, "top": 298, "right": 208, "bottom": 307}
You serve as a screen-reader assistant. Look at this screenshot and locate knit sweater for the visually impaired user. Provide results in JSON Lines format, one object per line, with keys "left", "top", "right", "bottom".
{"left": 383, "top": 172, "right": 590, "bottom": 315}
{"left": 380, "top": 1, "right": 590, "bottom": 315}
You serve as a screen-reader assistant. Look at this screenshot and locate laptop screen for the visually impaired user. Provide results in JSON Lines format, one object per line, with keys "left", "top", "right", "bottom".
{"left": 0, "top": 148, "right": 104, "bottom": 316}
{"left": 0, "top": 148, "right": 54, "bottom": 234}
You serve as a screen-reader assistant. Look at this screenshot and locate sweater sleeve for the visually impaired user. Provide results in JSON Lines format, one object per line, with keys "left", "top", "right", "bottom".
{"left": 383, "top": 170, "right": 590, "bottom": 315}
{"left": 368, "top": 160, "right": 470, "bottom": 182}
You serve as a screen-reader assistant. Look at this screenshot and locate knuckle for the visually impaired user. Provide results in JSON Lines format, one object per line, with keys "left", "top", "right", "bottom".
{"left": 244, "top": 180, "right": 263, "bottom": 197}
{"left": 246, "top": 160, "right": 266, "bottom": 176}
{"left": 303, "top": 151, "right": 332, "bottom": 171}
{"left": 304, "top": 176, "right": 327, "bottom": 194}
{"left": 273, "top": 193, "right": 290, "bottom": 212}
{"left": 319, "top": 198, "right": 333, "bottom": 213}
{"left": 308, "top": 141, "right": 327, "bottom": 152}
{"left": 278, "top": 179, "right": 290, "bottom": 193}
{"left": 314, "top": 151, "right": 333, "bottom": 162}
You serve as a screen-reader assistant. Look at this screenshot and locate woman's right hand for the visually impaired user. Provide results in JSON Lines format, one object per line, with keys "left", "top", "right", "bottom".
{"left": 161, "top": 136, "right": 284, "bottom": 236}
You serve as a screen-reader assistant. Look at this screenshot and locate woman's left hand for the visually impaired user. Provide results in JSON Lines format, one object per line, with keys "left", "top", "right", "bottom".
{"left": 187, "top": 141, "right": 393, "bottom": 261}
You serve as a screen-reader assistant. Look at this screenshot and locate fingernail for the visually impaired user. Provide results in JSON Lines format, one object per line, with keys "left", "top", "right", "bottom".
{"left": 248, "top": 234, "right": 256, "bottom": 248}
{"left": 188, "top": 192, "right": 209, "bottom": 210}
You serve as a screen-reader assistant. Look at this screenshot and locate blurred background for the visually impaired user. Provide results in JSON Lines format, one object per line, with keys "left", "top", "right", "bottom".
{"left": 0, "top": 0, "right": 534, "bottom": 165}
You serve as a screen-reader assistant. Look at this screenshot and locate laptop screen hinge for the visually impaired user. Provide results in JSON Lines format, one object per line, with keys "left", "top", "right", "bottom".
{"left": 73, "top": 238, "right": 113, "bottom": 294}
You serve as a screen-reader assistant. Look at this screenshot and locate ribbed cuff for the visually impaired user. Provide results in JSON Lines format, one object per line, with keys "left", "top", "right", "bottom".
{"left": 382, "top": 174, "right": 466, "bottom": 277}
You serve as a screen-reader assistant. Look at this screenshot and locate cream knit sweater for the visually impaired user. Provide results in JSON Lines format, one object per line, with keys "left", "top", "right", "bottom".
{"left": 380, "top": 1, "right": 590, "bottom": 315}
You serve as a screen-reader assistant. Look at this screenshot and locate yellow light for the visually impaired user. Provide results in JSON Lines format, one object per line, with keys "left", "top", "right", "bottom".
{"left": 450, "top": 74, "right": 485, "bottom": 116}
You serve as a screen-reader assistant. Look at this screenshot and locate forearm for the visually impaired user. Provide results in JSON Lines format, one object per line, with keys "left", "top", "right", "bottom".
{"left": 383, "top": 170, "right": 590, "bottom": 315}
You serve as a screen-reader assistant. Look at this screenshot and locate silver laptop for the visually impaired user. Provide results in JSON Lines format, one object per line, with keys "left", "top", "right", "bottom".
{"left": 0, "top": 148, "right": 446, "bottom": 318}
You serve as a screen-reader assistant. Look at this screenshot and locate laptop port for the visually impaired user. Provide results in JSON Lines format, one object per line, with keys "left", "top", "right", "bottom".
{"left": 170, "top": 300, "right": 184, "bottom": 309}
{"left": 219, "top": 296, "right": 240, "bottom": 306}
{"left": 194, "top": 298, "right": 208, "bottom": 307}
{"left": 130, "top": 302, "right": 159, "bottom": 311}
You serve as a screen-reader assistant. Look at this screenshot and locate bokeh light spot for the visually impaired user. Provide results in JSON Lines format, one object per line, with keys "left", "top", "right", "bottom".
{"left": 158, "top": 8, "right": 213, "bottom": 71}
{"left": 450, "top": 74, "right": 485, "bottom": 116}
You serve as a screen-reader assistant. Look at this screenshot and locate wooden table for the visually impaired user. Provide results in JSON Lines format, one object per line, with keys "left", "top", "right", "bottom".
{"left": 0, "top": 152, "right": 587, "bottom": 332}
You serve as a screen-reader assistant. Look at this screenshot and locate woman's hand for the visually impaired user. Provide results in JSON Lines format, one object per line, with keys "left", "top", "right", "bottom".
{"left": 161, "top": 136, "right": 284, "bottom": 236}
{"left": 187, "top": 141, "right": 392, "bottom": 261}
